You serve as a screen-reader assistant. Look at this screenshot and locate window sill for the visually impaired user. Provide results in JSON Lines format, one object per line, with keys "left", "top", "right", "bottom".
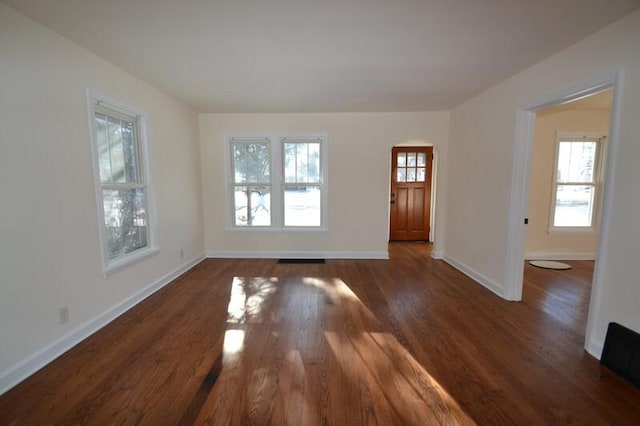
{"left": 225, "top": 227, "right": 329, "bottom": 234}
{"left": 104, "top": 247, "right": 160, "bottom": 277}
{"left": 548, "top": 227, "right": 598, "bottom": 234}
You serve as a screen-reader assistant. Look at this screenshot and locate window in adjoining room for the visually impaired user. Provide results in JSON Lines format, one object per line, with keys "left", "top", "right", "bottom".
{"left": 550, "top": 133, "right": 605, "bottom": 231}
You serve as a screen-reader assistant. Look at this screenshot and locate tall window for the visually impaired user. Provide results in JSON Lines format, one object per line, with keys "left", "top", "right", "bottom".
{"left": 550, "top": 133, "right": 604, "bottom": 230}
{"left": 89, "top": 93, "right": 155, "bottom": 272}
{"left": 283, "top": 139, "right": 322, "bottom": 227}
{"left": 231, "top": 138, "right": 272, "bottom": 227}
{"left": 227, "top": 134, "right": 327, "bottom": 230}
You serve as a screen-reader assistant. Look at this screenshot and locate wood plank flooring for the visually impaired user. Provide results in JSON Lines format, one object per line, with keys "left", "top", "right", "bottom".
{"left": 2, "top": 243, "right": 640, "bottom": 424}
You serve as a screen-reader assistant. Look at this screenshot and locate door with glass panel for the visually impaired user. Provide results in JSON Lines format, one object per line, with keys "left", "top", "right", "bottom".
{"left": 390, "top": 147, "right": 433, "bottom": 241}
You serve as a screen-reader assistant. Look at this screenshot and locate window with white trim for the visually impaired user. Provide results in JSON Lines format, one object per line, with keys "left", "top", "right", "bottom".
{"left": 227, "top": 135, "right": 327, "bottom": 230}
{"left": 231, "top": 138, "right": 272, "bottom": 226}
{"left": 89, "top": 93, "right": 155, "bottom": 272}
{"left": 550, "top": 133, "right": 605, "bottom": 230}
{"left": 283, "top": 138, "right": 322, "bottom": 227}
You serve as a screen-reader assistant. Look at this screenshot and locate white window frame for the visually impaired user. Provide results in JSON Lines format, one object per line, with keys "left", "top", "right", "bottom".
{"left": 224, "top": 133, "right": 328, "bottom": 232}
{"left": 548, "top": 131, "right": 606, "bottom": 233}
{"left": 228, "top": 136, "right": 274, "bottom": 228}
{"left": 87, "top": 90, "right": 158, "bottom": 275}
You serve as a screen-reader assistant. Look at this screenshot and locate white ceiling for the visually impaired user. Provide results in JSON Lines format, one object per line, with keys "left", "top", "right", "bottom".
{"left": 4, "top": 0, "right": 638, "bottom": 113}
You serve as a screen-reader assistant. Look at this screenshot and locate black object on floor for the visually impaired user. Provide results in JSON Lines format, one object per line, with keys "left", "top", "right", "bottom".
{"left": 278, "top": 258, "right": 325, "bottom": 264}
{"left": 601, "top": 322, "right": 640, "bottom": 388}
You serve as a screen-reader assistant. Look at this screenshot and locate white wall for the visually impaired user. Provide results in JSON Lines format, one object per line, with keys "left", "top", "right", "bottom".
{"left": 446, "top": 10, "right": 640, "bottom": 356}
{"left": 526, "top": 108, "right": 610, "bottom": 259}
{"left": 200, "top": 112, "right": 450, "bottom": 258}
{"left": 0, "top": 4, "right": 204, "bottom": 391}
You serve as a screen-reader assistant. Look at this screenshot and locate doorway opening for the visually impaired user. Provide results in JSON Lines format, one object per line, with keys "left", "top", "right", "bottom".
{"left": 522, "top": 89, "right": 612, "bottom": 335}
{"left": 506, "top": 73, "right": 621, "bottom": 357}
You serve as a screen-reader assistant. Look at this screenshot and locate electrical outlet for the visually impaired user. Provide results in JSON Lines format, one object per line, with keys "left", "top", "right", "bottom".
{"left": 180, "top": 249, "right": 184, "bottom": 259}
{"left": 59, "top": 306, "right": 69, "bottom": 325}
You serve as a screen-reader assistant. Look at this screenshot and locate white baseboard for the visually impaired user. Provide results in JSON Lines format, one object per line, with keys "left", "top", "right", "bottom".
{"left": 525, "top": 251, "right": 596, "bottom": 261}
{"left": 0, "top": 253, "right": 205, "bottom": 396}
{"left": 442, "top": 254, "right": 506, "bottom": 299}
{"left": 431, "top": 251, "right": 444, "bottom": 260}
{"left": 206, "top": 250, "right": 389, "bottom": 260}
{"left": 586, "top": 339, "right": 604, "bottom": 360}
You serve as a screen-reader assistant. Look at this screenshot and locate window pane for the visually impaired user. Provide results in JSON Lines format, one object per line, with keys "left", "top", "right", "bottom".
{"left": 234, "top": 186, "right": 271, "bottom": 226}
{"left": 406, "top": 168, "right": 416, "bottom": 182}
{"left": 417, "top": 153, "right": 426, "bottom": 166}
{"left": 296, "top": 143, "right": 309, "bottom": 182}
{"left": 557, "top": 141, "right": 596, "bottom": 183}
{"left": 233, "top": 143, "right": 270, "bottom": 184}
{"left": 417, "top": 167, "right": 426, "bottom": 182}
{"left": 407, "top": 153, "right": 416, "bottom": 167}
{"left": 109, "top": 116, "right": 124, "bottom": 182}
{"left": 553, "top": 185, "right": 594, "bottom": 227}
{"left": 95, "top": 112, "right": 138, "bottom": 184}
{"left": 308, "top": 143, "right": 320, "bottom": 182}
{"left": 397, "top": 168, "right": 406, "bottom": 182}
{"left": 284, "top": 142, "right": 320, "bottom": 183}
{"left": 284, "top": 186, "right": 321, "bottom": 226}
{"left": 96, "top": 114, "right": 111, "bottom": 182}
{"left": 103, "top": 188, "right": 147, "bottom": 259}
{"left": 397, "top": 153, "right": 406, "bottom": 167}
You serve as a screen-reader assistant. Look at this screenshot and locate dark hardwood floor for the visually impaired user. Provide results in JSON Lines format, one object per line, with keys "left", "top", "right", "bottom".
{"left": 2, "top": 243, "right": 640, "bottom": 425}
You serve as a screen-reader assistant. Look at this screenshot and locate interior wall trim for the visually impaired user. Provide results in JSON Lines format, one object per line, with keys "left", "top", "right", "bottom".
{"left": 525, "top": 251, "right": 596, "bottom": 261}
{"left": 442, "top": 254, "right": 506, "bottom": 299}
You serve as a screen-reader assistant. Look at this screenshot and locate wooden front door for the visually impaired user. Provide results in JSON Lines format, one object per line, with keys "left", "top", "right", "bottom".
{"left": 390, "top": 147, "right": 433, "bottom": 241}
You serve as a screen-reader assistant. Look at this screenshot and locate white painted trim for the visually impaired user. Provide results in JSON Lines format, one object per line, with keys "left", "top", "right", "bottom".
{"left": 585, "top": 71, "right": 625, "bottom": 359}
{"left": 224, "top": 226, "right": 329, "bottom": 234}
{"left": 105, "top": 247, "right": 160, "bottom": 276}
{"left": 586, "top": 339, "right": 603, "bottom": 360}
{"left": 504, "top": 109, "right": 536, "bottom": 301}
{"left": 0, "top": 253, "right": 205, "bottom": 396}
{"left": 442, "top": 254, "right": 505, "bottom": 299}
{"left": 206, "top": 250, "right": 389, "bottom": 260}
{"left": 525, "top": 251, "right": 596, "bottom": 260}
{"left": 429, "top": 148, "right": 438, "bottom": 243}
{"left": 431, "top": 251, "right": 444, "bottom": 260}
{"left": 522, "top": 77, "right": 615, "bottom": 112}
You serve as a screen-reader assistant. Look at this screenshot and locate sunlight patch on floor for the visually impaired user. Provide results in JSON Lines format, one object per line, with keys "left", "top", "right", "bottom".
{"left": 215, "top": 276, "right": 476, "bottom": 424}
{"left": 227, "top": 277, "right": 278, "bottom": 324}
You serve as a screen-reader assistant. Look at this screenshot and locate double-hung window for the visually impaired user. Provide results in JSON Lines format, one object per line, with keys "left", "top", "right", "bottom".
{"left": 550, "top": 132, "right": 605, "bottom": 231}
{"left": 88, "top": 92, "right": 155, "bottom": 273}
{"left": 228, "top": 134, "right": 327, "bottom": 230}
{"left": 231, "top": 138, "right": 272, "bottom": 227}
{"left": 283, "top": 138, "right": 322, "bottom": 227}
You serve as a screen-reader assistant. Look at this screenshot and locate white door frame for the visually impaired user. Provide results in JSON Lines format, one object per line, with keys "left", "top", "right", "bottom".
{"left": 504, "top": 71, "right": 623, "bottom": 357}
